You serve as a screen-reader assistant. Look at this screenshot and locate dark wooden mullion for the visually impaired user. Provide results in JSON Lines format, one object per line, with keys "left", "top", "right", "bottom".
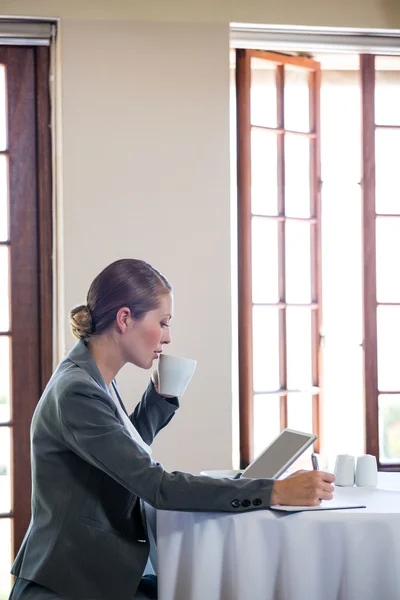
{"left": 360, "top": 54, "right": 379, "bottom": 462}
{"left": 277, "top": 64, "right": 288, "bottom": 431}
{"left": 248, "top": 49, "right": 320, "bottom": 71}
{"left": 252, "top": 125, "right": 317, "bottom": 138}
{"left": 375, "top": 214, "right": 400, "bottom": 219}
{"left": 377, "top": 464, "right": 400, "bottom": 472}
{"left": 252, "top": 214, "right": 318, "bottom": 223}
{"left": 255, "top": 387, "right": 321, "bottom": 396}
{"left": 254, "top": 302, "right": 319, "bottom": 308}
{"left": 375, "top": 124, "right": 400, "bottom": 130}
{"left": 35, "top": 46, "right": 53, "bottom": 393}
{"left": 236, "top": 49, "right": 254, "bottom": 468}
{"left": 309, "top": 68, "right": 322, "bottom": 453}
{"left": 378, "top": 302, "right": 400, "bottom": 306}
{"left": 5, "top": 45, "right": 41, "bottom": 558}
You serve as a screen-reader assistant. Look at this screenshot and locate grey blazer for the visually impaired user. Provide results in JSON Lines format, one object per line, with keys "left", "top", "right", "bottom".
{"left": 11, "top": 340, "right": 274, "bottom": 600}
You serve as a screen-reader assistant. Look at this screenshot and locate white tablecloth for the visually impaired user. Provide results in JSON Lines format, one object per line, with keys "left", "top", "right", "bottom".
{"left": 157, "top": 473, "right": 400, "bottom": 600}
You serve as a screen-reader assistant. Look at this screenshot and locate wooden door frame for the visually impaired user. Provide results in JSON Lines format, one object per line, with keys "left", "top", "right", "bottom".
{"left": 0, "top": 45, "right": 52, "bottom": 558}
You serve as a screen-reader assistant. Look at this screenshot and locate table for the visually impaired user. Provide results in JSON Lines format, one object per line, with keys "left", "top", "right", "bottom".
{"left": 157, "top": 473, "right": 400, "bottom": 600}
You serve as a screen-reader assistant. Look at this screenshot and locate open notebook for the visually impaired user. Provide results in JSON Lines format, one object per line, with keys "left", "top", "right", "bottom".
{"left": 270, "top": 502, "right": 366, "bottom": 512}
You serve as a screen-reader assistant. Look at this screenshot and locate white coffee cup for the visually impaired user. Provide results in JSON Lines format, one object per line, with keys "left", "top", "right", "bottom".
{"left": 157, "top": 353, "right": 197, "bottom": 397}
{"left": 334, "top": 454, "right": 355, "bottom": 486}
{"left": 355, "top": 454, "right": 378, "bottom": 487}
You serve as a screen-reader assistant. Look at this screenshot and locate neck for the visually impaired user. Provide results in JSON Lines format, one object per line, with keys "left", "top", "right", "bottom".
{"left": 87, "top": 334, "right": 125, "bottom": 386}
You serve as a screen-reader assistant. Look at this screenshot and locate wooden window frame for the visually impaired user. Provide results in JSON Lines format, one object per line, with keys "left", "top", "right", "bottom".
{"left": 0, "top": 45, "right": 52, "bottom": 558}
{"left": 362, "top": 54, "right": 400, "bottom": 471}
{"left": 238, "top": 48, "right": 400, "bottom": 471}
{"left": 236, "top": 49, "right": 322, "bottom": 467}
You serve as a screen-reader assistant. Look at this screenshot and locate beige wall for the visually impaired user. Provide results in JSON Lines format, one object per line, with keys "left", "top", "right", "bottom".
{"left": 0, "top": 0, "right": 400, "bottom": 29}
{"left": 60, "top": 21, "right": 233, "bottom": 473}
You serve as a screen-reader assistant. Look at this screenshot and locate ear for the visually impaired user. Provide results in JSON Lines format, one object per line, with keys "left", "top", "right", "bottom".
{"left": 115, "top": 307, "right": 132, "bottom": 334}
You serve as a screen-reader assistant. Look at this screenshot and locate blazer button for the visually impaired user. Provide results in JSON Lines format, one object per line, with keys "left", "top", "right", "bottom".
{"left": 231, "top": 499, "right": 241, "bottom": 508}
{"left": 253, "top": 498, "right": 262, "bottom": 506}
{"left": 241, "top": 499, "right": 251, "bottom": 508}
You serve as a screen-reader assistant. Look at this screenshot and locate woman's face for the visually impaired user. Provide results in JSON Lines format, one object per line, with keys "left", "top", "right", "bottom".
{"left": 120, "top": 293, "right": 173, "bottom": 370}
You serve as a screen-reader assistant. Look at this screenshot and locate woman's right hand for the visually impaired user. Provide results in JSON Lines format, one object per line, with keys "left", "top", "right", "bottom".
{"left": 271, "top": 470, "right": 335, "bottom": 506}
{"left": 151, "top": 369, "right": 176, "bottom": 399}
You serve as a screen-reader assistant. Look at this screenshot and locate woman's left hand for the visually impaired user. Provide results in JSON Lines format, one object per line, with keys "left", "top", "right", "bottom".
{"left": 151, "top": 369, "right": 176, "bottom": 399}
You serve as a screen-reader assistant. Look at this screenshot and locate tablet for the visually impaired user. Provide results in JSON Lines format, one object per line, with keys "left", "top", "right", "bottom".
{"left": 241, "top": 428, "right": 317, "bottom": 479}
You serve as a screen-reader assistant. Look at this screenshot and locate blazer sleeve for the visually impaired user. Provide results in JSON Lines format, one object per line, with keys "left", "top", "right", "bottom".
{"left": 129, "top": 380, "right": 179, "bottom": 445}
{"left": 58, "top": 380, "right": 274, "bottom": 513}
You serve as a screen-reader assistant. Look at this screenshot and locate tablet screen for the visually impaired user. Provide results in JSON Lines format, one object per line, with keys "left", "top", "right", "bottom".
{"left": 241, "top": 429, "right": 317, "bottom": 479}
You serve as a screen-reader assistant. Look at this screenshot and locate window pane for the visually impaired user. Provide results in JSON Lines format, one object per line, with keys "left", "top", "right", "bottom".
{"left": 377, "top": 306, "right": 400, "bottom": 391}
{"left": 284, "top": 65, "right": 310, "bottom": 132}
{"left": 0, "top": 519, "right": 12, "bottom": 599}
{"left": 0, "top": 337, "right": 10, "bottom": 423}
{"left": 0, "top": 246, "right": 9, "bottom": 331}
{"left": 0, "top": 65, "right": 6, "bottom": 151}
{"left": 0, "top": 426, "right": 11, "bottom": 513}
{"left": 376, "top": 217, "right": 400, "bottom": 302}
{"left": 251, "top": 128, "right": 278, "bottom": 216}
{"left": 379, "top": 394, "right": 400, "bottom": 463}
{"left": 323, "top": 346, "right": 364, "bottom": 463}
{"left": 253, "top": 394, "right": 281, "bottom": 459}
{"left": 285, "top": 220, "right": 311, "bottom": 303}
{"left": 286, "top": 307, "right": 312, "bottom": 389}
{"left": 375, "top": 56, "right": 400, "bottom": 126}
{"left": 321, "top": 184, "right": 363, "bottom": 344}
{"left": 0, "top": 156, "right": 8, "bottom": 241}
{"left": 287, "top": 393, "right": 313, "bottom": 434}
{"left": 376, "top": 218, "right": 400, "bottom": 302}
{"left": 251, "top": 217, "right": 279, "bottom": 303}
{"left": 253, "top": 306, "right": 280, "bottom": 392}
{"left": 284, "top": 135, "right": 311, "bottom": 218}
{"left": 375, "top": 129, "right": 400, "bottom": 215}
{"left": 250, "top": 58, "right": 277, "bottom": 128}
{"left": 320, "top": 71, "right": 361, "bottom": 184}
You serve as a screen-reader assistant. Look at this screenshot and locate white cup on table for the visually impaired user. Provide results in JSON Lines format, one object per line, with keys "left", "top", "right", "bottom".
{"left": 355, "top": 454, "right": 378, "bottom": 487}
{"left": 157, "top": 353, "right": 197, "bottom": 397}
{"left": 334, "top": 454, "right": 355, "bottom": 486}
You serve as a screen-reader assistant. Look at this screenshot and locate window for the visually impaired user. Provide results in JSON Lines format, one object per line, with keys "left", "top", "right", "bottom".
{"left": 0, "top": 46, "right": 52, "bottom": 598}
{"left": 235, "top": 48, "right": 400, "bottom": 470}
{"left": 236, "top": 50, "right": 322, "bottom": 467}
{"left": 362, "top": 55, "right": 400, "bottom": 469}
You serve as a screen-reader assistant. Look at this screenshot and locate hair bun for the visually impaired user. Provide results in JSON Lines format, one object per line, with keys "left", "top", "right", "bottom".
{"left": 70, "top": 304, "right": 93, "bottom": 340}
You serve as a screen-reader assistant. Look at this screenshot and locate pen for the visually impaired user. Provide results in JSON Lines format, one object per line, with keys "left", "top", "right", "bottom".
{"left": 311, "top": 453, "right": 319, "bottom": 471}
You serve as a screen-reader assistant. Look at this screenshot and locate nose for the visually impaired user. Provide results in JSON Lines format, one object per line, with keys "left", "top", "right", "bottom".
{"left": 162, "top": 327, "right": 171, "bottom": 345}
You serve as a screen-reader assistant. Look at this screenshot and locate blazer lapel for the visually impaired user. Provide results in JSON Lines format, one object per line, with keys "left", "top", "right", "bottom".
{"left": 111, "top": 380, "right": 129, "bottom": 417}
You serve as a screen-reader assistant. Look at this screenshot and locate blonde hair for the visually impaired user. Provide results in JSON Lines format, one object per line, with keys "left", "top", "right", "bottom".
{"left": 70, "top": 304, "right": 93, "bottom": 340}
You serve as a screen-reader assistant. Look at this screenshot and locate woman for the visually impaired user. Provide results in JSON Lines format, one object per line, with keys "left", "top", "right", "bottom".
{"left": 9, "top": 258, "right": 335, "bottom": 599}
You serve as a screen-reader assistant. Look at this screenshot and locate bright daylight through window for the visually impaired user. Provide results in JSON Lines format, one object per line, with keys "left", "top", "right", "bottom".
{"left": 233, "top": 50, "right": 400, "bottom": 470}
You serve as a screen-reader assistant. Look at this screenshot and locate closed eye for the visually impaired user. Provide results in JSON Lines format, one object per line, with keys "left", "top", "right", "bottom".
{"left": 161, "top": 322, "right": 170, "bottom": 328}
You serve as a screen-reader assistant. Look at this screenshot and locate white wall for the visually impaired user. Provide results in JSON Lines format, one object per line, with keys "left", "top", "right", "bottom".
{"left": 60, "top": 21, "right": 233, "bottom": 473}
